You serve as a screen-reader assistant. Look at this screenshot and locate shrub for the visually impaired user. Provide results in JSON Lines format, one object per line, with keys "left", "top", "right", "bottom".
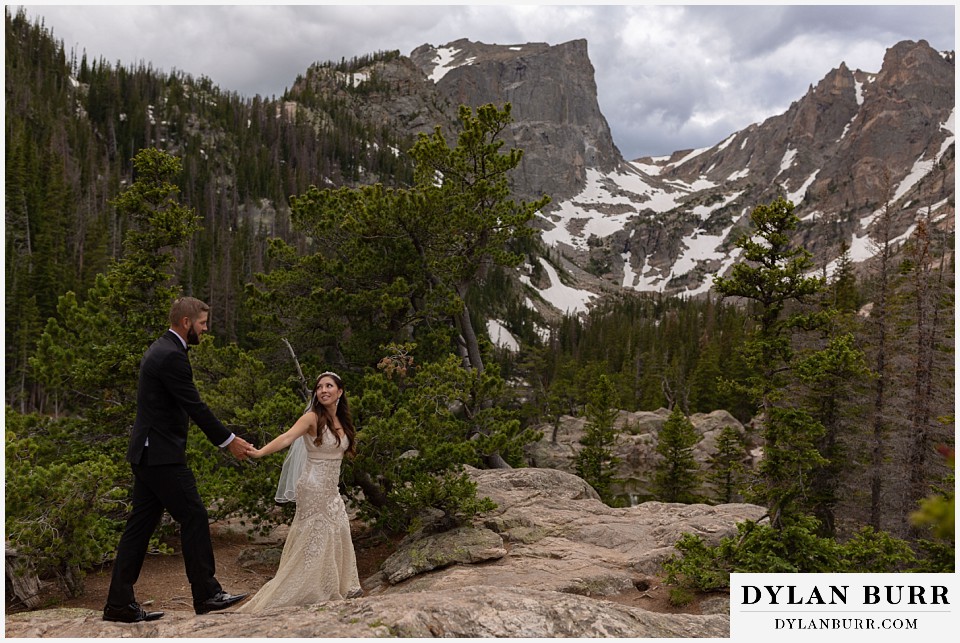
{"left": 662, "top": 514, "right": 920, "bottom": 594}
{"left": 5, "top": 414, "right": 129, "bottom": 597}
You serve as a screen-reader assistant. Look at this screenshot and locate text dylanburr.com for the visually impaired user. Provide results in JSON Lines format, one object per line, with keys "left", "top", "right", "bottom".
{"left": 730, "top": 573, "right": 956, "bottom": 641}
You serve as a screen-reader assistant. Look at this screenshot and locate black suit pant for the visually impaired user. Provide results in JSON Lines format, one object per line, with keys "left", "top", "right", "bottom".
{"left": 107, "top": 453, "right": 222, "bottom": 606}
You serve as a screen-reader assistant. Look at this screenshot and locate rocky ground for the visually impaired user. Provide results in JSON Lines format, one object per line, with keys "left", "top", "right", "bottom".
{"left": 6, "top": 518, "right": 690, "bottom": 618}
{"left": 6, "top": 467, "right": 761, "bottom": 637}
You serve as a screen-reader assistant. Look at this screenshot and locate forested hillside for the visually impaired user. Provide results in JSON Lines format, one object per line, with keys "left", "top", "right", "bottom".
{"left": 5, "top": 8, "right": 417, "bottom": 396}
{"left": 5, "top": 8, "right": 953, "bottom": 605}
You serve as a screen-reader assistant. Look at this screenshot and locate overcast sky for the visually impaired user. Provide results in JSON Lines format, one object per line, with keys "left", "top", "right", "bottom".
{"left": 16, "top": 3, "right": 956, "bottom": 159}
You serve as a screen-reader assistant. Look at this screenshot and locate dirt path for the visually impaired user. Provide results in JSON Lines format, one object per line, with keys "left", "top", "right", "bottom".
{"left": 7, "top": 518, "right": 397, "bottom": 615}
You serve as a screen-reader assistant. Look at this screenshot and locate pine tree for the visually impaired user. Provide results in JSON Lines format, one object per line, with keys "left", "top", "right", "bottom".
{"left": 794, "top": 332, "right": 869, "bottom": 534}
{"left": 653, "top": 405, "right": 702, "bottom": 503}
{"left": 712, "top": 197, "right": 829, "bottom": 527}
{"left": 706, "top": 425, "right": 748, "bottom": 503}
{"left": 30, "top": 148, "right": 201, "bottom": 428}
{"left": 575, "top": 374, "right": 622, "bottom": 505}
{"left": 829, "top": 241, "right": 860, "bottom": 313}
{"left": 403, "top": 103, "right": 551, "bottom": 373}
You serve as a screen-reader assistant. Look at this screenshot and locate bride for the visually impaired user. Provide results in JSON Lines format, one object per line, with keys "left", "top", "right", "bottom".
{"left": 237, "top": 371, "right": 362, "bottom": 612}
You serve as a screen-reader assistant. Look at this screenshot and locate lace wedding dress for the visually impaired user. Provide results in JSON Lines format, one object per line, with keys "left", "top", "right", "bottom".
{"left": 238, "top": 428, "right": 361, "bottom": 612}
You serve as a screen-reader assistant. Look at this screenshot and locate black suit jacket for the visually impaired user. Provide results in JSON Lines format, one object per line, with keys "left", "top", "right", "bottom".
{"left": 126, "top": 330, "right": 231, "bottom": 465}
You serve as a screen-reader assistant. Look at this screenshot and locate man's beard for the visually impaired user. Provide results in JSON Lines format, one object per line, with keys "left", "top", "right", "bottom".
{"left": 186, "top": 326, "right": 201, "bottom": 345}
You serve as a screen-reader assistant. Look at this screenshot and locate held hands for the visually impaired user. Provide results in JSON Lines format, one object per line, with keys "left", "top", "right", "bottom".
{"left": 245, "top": 444, "right": 264, "bottom": 459}
{"left": 227, "top": 436, "right": 253, "bottom": 461}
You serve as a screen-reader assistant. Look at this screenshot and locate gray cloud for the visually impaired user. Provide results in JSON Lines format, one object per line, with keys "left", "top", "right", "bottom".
{"left": 16, "top": 4, "right": 955, "bottom": 159}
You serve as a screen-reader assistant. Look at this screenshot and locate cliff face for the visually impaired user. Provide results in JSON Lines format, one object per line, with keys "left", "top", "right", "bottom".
{"left": 410, "top": 38, "right": 623, "bottom": 202}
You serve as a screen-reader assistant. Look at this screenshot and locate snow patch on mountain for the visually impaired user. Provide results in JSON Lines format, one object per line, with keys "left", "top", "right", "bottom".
{"left": 540, "top": 166, "right": 726, "bottom": 250}
{"left": 692, "top": 191, "right": 743, "bottom": 220}
{"left": 785, "top": 171, "right": 819, "bottom": 205}
{"left": 520, "top": 257, "right": 595, "bottom": 314}
{"left": 487, "top": 319, "right": 519, "bottom": 351}
{"left": 427, "top": 47, "right": 475, "bottom": 82}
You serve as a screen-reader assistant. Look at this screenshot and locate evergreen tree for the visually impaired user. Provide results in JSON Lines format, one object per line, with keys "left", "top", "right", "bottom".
{"left": 653, "top": 405, "right": 702, "bottom": 503}
{"left": 712, "top": 197, "right": 828, "bottom": 528}
{"left": 575, "top": 374, "right": 622, "bottom": 505}
{"left": 706, "top": 425, "right": 748, "bottom": 503}
{"left": 400, "top": 102, "right": 552, "bottom": 374}
{"left": 829, "top": 241, "right": 860, "bottom": 313}
{"left": 30, "top": 148, "right": 201, "bottom": 428}
{"left": 347, "top": 347, "right": 534, "bottom": 532}
{"left": 793, "top": 332, "right": 868, "bottom": 534}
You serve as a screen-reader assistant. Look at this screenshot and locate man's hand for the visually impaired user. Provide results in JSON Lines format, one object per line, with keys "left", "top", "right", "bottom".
{"left": 227, "top": 436, "right": 253, "bottom": 461}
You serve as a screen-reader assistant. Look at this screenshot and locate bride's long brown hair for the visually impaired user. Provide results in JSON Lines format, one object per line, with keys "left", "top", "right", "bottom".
{"left": 309, "top": 371, "right": 356, "bottom": 458}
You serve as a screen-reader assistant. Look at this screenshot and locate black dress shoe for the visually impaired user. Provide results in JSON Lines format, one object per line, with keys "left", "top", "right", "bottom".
{"left": 103, "top": 602, "right": 165, "bottom": 623}
{"left": 194, "top": 591, "right": 248, "bottom": 615}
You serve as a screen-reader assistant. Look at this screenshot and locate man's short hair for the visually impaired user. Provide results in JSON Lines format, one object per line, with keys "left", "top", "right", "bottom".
{"left": 169, "top": 296, "right": 210, "bottom": 327}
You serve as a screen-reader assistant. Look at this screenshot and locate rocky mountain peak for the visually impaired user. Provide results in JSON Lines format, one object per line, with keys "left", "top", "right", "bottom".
{"left": 410, "top": 39, "right": 623, "bottom": 202}
{"left": 879, "top": 39, "right": 954, "bottom": 88}
{"left": 529, "top": 38, "right": 954, "bottom": 307}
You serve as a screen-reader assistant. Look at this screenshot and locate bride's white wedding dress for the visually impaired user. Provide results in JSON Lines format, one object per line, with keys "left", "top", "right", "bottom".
{"left": 238, "top": 428, "right": 361, "bottom": 612}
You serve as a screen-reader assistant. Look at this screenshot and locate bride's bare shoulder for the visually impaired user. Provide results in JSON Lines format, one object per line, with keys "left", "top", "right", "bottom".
{"left": 297, "top": 410, "right": 320, "bottom": 438}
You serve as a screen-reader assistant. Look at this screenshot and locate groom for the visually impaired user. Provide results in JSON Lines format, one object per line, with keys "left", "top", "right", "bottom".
{"left": 103, "top": 296, "right": 252, "bottom": 623}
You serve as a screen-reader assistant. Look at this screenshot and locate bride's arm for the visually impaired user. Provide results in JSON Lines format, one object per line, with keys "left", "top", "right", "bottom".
{"left": 249, "top": 413, "right": 315, "bottom": 458}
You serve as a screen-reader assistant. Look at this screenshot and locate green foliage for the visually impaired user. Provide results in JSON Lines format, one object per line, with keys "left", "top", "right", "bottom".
{"left": 668, "top": 586, "right": 696, "bottom": 607}
{"left": 30, "top": 148, "right": 200, "bottom": 429}
{"left": 714, "top": 198, "right": 824, "bottom": 326}
{"left": 910, "top": 445, "right": 955, "bottom": 541}
{"left": 407, "top": 103, "right": 550, "bottom": 288}
{"left": 840, "top": 526, "right": 922, "bottom": 572}
{"left": 913, "top": 539, "right": 955, "bottom": 573}
{"left": 186, "top": 337, "right": 307, "bottom": 532}
{"left": 705, "top": 426, "right": 748, "bottom": 503}
{"left": 653, "top": 406, "right": 702, "bottom": 503}
{"left": 253, "top": 103, "right": 550, "bottom": 375}
{"left": 713, "top": 197, "right": 826, "bottom": 404}
{"left": 794, "top": 331, "right": 870, "bottom": 534}
{"left": 348, "top": 348, "right": 536, "bottom": 533}
{"left": 574, "top": 374, "right": 622, "bottom": 505}
{"left": 5, "top": 410, "right": 129, "bottom": 598}
{"left": 712, "top": 198, "right": 838, "bottom": 527}
{"left": 535, "top": 293, "right": 755, "bottom": 422}
{"left": 390, "top": 470, "right": 498, "bottom": 535}
{"left": 828, "top": 242, "right": 861, "bottom": 312}
{"left": 662, "top": 515, "right": 920, "bottom": 594}
{"left": 745, "top": 406, "right": 826, "bottom": 520}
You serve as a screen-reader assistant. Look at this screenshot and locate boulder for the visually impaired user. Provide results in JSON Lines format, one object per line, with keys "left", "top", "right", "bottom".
{"left": 366, "top": 467, "right": 766, "bottom": 593}
{"left": 380, "top": 526, "right": 506, "bottom": 584}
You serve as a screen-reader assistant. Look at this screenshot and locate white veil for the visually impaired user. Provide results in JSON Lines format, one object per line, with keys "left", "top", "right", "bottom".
{"left": 274, "top": 399, "right": 313, "bottom": 503}
{"left": 274, "top": 435, "right": 306, "bottom": 503}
